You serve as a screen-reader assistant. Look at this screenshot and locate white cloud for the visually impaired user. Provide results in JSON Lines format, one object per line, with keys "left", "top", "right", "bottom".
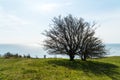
{"left": 64, "top": 2, "right": 72, "bottom": 6}
{"left": 0, "top": 8, "right": 31, "bottom": 31}
{"left": 38, "top": 3, "right": 59, "bottom": 12}
{"left": 26, "top": 1, "right": 72, "bottom": 13}
{"left": 29, "top": 3, "right": 62, "bottom": 13}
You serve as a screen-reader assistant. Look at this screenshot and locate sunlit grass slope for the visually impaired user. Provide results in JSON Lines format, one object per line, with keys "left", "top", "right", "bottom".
{"left": 0, "top": 56, "right": 120, "bottom": 80}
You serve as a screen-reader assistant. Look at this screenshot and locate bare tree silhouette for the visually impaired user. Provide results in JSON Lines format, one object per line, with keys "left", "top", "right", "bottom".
{"left": 43, "top": 14, "right": 106, "bottom": 61}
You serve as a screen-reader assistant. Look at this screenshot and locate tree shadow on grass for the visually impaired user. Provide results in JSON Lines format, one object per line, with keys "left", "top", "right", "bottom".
{"left": 47, "top": 59, "right": 120, "bottom": 80}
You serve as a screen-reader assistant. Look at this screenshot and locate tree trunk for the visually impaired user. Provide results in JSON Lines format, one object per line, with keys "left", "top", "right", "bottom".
{"left": 69, "top": 54, "right": 75, "bottom": 61}
{"left": 83, "top": 54, "right": 86, "bottom": 61}
{"left": 80, "top": 51, "right": 84, "bottom": 60}
{"left": 81, "top": 52, "right": 86, "bottom": 61}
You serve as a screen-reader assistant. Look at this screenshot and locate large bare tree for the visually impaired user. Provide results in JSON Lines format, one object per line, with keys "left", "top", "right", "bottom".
{"left": 43, "top": 14, "right": 106, "bottom": 61}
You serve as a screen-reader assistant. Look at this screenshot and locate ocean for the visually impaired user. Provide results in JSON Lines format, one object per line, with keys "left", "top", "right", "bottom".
{"left": 0, "top": 44, "right": 120, "bottom": 58}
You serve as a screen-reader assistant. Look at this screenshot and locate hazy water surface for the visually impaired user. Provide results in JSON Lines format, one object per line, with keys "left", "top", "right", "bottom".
{"left": 0, "top": 44, "right": 120, "bottom": 58}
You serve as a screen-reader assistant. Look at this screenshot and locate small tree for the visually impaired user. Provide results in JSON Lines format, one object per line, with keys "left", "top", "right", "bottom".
{"left": 79, "top": 30, "right": 106, "bottom": 61}
{"left": 43, "top": 14, "right": 106, "bottom": 61}
{"left": 4, "top": 52, "right": 13, "bottom": 58}
{"left": 26, "top": 54, "right": 31, "bottom": 58}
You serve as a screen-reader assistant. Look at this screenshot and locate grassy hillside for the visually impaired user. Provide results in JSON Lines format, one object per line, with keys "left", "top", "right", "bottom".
{"left": 0, "top": 56, "right": 120, "bottom": 80}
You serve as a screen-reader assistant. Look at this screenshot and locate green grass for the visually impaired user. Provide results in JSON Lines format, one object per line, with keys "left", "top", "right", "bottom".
{"left": 0, "top": 56, "right": 120, "bottom": 80}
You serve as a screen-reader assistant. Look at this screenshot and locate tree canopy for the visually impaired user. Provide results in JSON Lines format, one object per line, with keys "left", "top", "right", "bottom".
{"left": 43, "top": 14, "right": 106, "bottom": 61}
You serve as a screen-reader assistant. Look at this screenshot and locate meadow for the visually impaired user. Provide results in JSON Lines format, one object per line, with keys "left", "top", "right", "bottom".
{"left": 0, "top": 56, "right": 120, "bottom": 80}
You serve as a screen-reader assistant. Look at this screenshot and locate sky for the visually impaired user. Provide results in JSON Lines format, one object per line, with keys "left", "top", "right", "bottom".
{"left": 0, "top": 0, "right": 120, "bottom": 45}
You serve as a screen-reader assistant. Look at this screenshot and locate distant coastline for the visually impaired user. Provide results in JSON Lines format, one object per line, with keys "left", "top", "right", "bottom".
{"left": 0, "top": 43, "right": 120, "bottom": 58}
